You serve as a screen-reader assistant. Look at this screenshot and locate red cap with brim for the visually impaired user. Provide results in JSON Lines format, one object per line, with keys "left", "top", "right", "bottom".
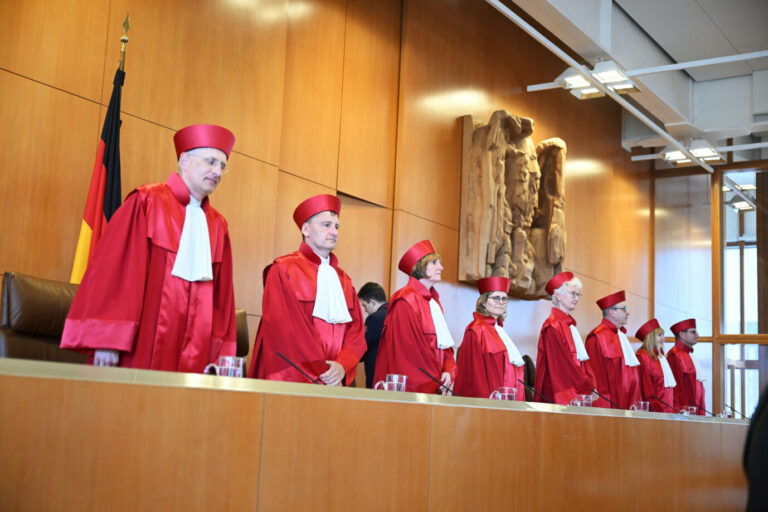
{"left": 596, "top": 290, "right": 626, "bottom": 310}
{"left": 546, "top": 271, "right": 574, "bottom": 295}
{"left": 477, "top": 276, "right": 510, "bottom": 295}
{"left": 293, "top": 194, "right": 341, "bottom": 228}
{"left": 398, "top": 240, "right": 436, "bottom": 275}
{"left": 635, "top": 318, "right": 661, "bottom": 341}
{"left": 174, "top": 124, "right": 235, "bottom": 158}
{"left": 670, "top": 318, "right": 696, "bottom": 336}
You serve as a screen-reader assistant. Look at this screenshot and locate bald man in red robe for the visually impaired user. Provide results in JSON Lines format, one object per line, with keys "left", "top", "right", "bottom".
{"left": 585, "top": 290, "right": 641, "bottom": 409}
{"left": 248, "top": 195, "right": 366, "bottom": 385}
{"left": 667, "top": 318, "right": 706, "bottom": 415}
{"left": 61, "top": 124, "right": 237, "bottom": 372}
{"left": 374, "top": 240, "right": 456, "bottom": 394}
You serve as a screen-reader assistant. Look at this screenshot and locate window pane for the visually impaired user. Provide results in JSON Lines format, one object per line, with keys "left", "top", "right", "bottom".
{"left": 744, "top": 247, "right": 758, "bottom": 334}
{"left": 723, "top": 247, "right": 741, "bottom": 334}
{"left": 734, "top": 368, "right": 742, "bottom": 413}
{"left": 746, "top": 369, "right": 760, "bottom": 417}
{"left": 745, "top": 344, "right": 758, "bottom": 360}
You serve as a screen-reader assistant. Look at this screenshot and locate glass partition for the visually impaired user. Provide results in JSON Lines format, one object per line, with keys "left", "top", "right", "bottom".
{"left": 722, "top": 343, "right": 768, "bottom": 418}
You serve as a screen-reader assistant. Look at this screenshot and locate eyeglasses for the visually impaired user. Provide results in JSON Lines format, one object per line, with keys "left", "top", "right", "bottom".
{"left": 609, "top": 306, "right": 629, "bottom": 313}
{"left": 568, "top": 291, "right": 582, "bottom": 299}
{"left": 488, "top": 296, "right": 510, "bottom": 304}
{"left": 190, "top": 153, "right": 229, "bottom": 174}
{"left": 683, "top": 328, "right": 698, "bottom": 335}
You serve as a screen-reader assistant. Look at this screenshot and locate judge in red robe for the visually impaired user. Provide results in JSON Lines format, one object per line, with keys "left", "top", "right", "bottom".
{"left": 61, "top": 124, "right": 237, "bottom": 371}
{"left": 535, "top": 271, "right": 596, "bottom": 405}
{"left": 634, "top": 318, "right": 677, "bottom": 413}
{"left": 585, "top": 290, "right": 642, "bottom": 409}
{"left": 454, "top": 277, "right": 526, "bottom": 400}
{"left": 667, "top": 318, "right": 706, "bottom": 415}
{"left": 248, "top": 194, "right": 366, "bottom": 386}
{"left": 374, "top": 240, "right": 457, "bottom": 394}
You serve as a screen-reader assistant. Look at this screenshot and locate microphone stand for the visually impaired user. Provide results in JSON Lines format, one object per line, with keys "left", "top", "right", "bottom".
{"left": 592, "top": 389, "right": 621, "bottom": 409}
{"left": 418, "top": 367, "right": 458, "bottom": 397}
{"left": 276, "top": 351, "right": 322, "bottom": 385}
{"left": 650, "top": 394, "right": 682, "bottom": 414}
{"left": 723, "top": 403, "right": 747, "bottom": 419}
{"left": 516, "top": 379, "right": 553, "bottom": 404}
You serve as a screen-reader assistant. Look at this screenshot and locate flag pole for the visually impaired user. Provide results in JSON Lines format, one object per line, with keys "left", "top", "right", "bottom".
{"left": 119, "top": 11, "right": 131, "bottom": 71}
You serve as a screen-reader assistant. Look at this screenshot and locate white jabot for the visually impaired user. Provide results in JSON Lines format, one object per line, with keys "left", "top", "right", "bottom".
{"left": 659, "top": 354, "right": 677, "bottom": 388}
{"left": 690, "top": 350, "right": 706, "bottom": 382}
{"left": 312, "top": 256, "right": 352, "bottom": 324}
{"left": 429, "top": 298, "right": 455, "bottom": 349}
{"left": 617, "top": 330, "right": 640, "bottom": 367}
{"left": 569, "top": 325, "right": 589, "bottom": 361}
{"left": 171, "top": 196, "right": 213, "bottom": 282}
{"left": 494, "top": 323, "right": 524, "bottom": 366}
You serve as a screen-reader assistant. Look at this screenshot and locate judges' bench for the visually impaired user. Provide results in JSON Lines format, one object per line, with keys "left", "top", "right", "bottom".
{"left": 0, "top": 358, "right": 748, "bottom": 511}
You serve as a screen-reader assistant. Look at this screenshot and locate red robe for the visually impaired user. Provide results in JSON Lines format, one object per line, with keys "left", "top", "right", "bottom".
{"left": 585, "top": 319, "right": 641, "bottom": 409}
{"left": 248, "top": 243, "right": 366, "bottom": 385}
{"left": 667, "top": 340, "right": 706, "bottom": 415}
{"left": 636, "top": 348, "right": 676, "bottom": 413}
{"left": 453, "top": 313, "right": 525, "bottom": 400}
{"left": 535, "top": 308, "right": 595, "bottom": 405}
{"left": 373, "top": 277, "right": 457, "bottom": 394}
{"left": 61, "top": 173, "right": 237, "bottom": 372}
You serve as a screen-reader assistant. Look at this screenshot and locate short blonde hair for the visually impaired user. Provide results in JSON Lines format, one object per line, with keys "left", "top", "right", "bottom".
{"left": 411, "top": 253, "right": 441, "bottom": 279}
{"left": 640, "top": 327, "right": 665, "bottom": 360}
{"left": 552, "top": 277, "right": 583, "bottom": 305}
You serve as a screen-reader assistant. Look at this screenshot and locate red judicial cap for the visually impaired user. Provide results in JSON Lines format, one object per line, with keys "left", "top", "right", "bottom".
{"left": 293, "top": 194, "right": 341, "bottom": 228}
{"left": 635, "top": 318, "right": 661, "bottom": 341}
{"left": 670, "top": 318, "right": 696, "bottom": 336}
{"left": 173, "top": 124, "right": 235, "bottom": 158}
{"left": 477, "top": 276, "right": 510, "bottom": 295}
{"left": 545, "top": 271, "right": 574, "bottom": 295}
{"left": 596, "top": 290, "right": 626, "bottom": 310}
{"left": 398, "top": 240, "right": 436, "bottom": 275}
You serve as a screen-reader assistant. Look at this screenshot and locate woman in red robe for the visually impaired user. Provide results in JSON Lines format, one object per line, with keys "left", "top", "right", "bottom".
{"left": 635, "top": 318, "right": 678, "bottom": 413}
{"left": 534, "top": 271, "right": 596, "bottom": 405}
{"left": 373, "top": 240, "right": 456, "bottom": 394}
{"left": 454, "top": 277, "right": 526, "bottom": 400}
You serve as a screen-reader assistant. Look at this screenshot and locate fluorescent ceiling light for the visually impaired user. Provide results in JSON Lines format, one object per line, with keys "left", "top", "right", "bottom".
{"left": 722, "top": 186, "right": 731, "bottom": 191}
{"left": 562, "top": 74, "right": 590, "bottom": 89}
{"left": 738, "top": 184, "right": 756, "bottom": 190}
{"left": 732, "top": 201, "right": 753, "bottom": 210}
{"left": 569, "top": 87, "right": 604, "bottom": 100}
{"left": 665, "top": 150, "right": 687, "bottom": 162}
{"left": 592, "top": 61, "right": 628, "bottom": 84}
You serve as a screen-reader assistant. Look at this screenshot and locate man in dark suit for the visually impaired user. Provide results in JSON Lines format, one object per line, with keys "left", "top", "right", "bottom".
{"left": 358, "top": 282, "right": 388, "bottom": 388}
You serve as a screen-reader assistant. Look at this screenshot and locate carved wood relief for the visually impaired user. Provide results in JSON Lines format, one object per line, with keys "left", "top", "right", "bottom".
{"left": 459, "top": 110, "right": 566, "bottom": 299}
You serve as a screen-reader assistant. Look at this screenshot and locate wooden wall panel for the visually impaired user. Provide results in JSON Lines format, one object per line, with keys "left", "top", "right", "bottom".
{"left": 272, "top": 171, "right": 335, "bottom": 258}
{"left": 429, "top": 406, "right": 542, "bottom": 511}
{"left": 104, "top": 0, "right": 288, "bottom": 164}
{"left": 0, "top": 70, "right": 100, "bottom": 281}
{"left": 279, "top": 0, "right": 347, "bottom": 187}
{"left": 540, "top": 413, "right": 621, "bottom": 510}
{"left": 258, "top": 393, "right": 431, "bottom": 511}
{"left": 719, "top": 423, "right": 749, "bottom": 509}
{"left": 0, "top": 375, "right": 263, "bottom": 512}
{"left": 336, "top": 0, "right": 401, "bottom": 207}
{"left": 0, "top": 0, "right": 108, "bottom": 101}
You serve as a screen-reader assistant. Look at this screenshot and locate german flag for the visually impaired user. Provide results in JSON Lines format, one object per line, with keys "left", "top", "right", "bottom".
{"left": 70, "top": 68, "right": 125, "bottom": 283}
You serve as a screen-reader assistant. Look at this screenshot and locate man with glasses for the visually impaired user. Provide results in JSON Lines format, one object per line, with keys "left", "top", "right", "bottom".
{"left": 667, "top": 319, "right": 706, "bottom": 415}
{"left": 61, "top": 124, "right": 238, "bottom": 372}
{"left": 585, "top": 290, "right": 641, "bottom": 409}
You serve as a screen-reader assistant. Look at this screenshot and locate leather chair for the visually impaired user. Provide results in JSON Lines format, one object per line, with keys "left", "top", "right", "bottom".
{"left": 0, "top": 271, "right": 87, "bottom": 363}
{"left": 1, "top": 271, "right": 249, "bottom": 363}
{"left": 522, "top": 354, "right": 536, "bottom": 402}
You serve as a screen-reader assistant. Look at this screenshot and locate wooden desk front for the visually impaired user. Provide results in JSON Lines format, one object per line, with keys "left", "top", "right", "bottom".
{"left": 0, "top": 359, "right": 748, "bottom": 511}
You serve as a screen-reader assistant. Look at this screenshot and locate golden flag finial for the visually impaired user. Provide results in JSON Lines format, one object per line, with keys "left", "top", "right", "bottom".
{"left": 119, "top": 11, "right": 131, "bottom": 71}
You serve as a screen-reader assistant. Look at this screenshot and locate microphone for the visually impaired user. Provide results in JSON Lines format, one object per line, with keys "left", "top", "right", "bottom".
{"left": 723, "top": 403, "right": 747, "bottom": 419}
{"left": 516, "top": 379, "right": 553, "bottom": 404}
{"left": 276, "top": 351, "right": 322, "bottom": 385}
{"left": 592, "top": 389, "right": 621, "bottom": 409}
{"left": 650, "top": 394, "right": 682, "bottom": 414}
{"left": 418, "top": 367, "right": 458, "bottom": 396}
{"left": 696, "top": 403, "right": 715, "bottom": 417}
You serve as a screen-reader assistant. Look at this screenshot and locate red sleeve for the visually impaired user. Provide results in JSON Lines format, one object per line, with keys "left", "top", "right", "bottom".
{"left": 539, "top": 325, "right": 595, "bottom": 403}
{"left": 333, "top": 281, "right": 367, "bottom": 375}
{"left": 637, "top": 353, "right": 656, "bottom": 402}
{"left": 667, "top": 351, "right": 687, "bottom": 410}
{"left": 585, "top": 333, "right": 612, "bottom": 407}
{"left": 60, "top": 193, "right": 149, "bottom": 355}
{"left": 454, "top": 329, "right": 492, "bottom": 398}
{"left": 211, "top": 229, "right": 237, "bottom": 357}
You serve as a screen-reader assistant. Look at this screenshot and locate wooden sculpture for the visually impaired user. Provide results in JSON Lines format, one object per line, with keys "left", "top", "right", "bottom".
{"left": 459, "top": 110, "right": 567, "bottom": 299}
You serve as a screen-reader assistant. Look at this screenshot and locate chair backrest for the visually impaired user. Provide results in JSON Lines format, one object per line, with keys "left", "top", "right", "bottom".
{"left": 1, "top": 271, "right": 78, "bottom": 338}
{"left": 235, "top": 309, "right": 249, "bottom": 358}
{"left": 522, "top": 354, "right": 535, "bottom": 402}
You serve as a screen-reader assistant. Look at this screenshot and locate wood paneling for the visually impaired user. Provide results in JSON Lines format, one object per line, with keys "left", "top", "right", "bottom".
{"left": 0, "top": 0, "right": 108, "bottom": 101}
{"left": 540, "top": 413, "right": 621, "bottom": 510}
{"left": 336, "top": 0, "right": 401, "bottom": 207}
{"left": 0, "top": 70, "right": 100, "bottom": 280}
{"left": 104, "top": 0, "right": 288, "bottom": 164}
{"left": 273, "top": 171, "right": 336, "bottom": 258}
{"left": 332, "top": 195, "right": 393, "bottom": 294}
{"left": 258, "top": 393, "right": 431, "bottom": 512}
{"left": 0, "top": 375, "right": 263, "bottom": 511}
{"left": 279, "top": 0, "right": 347, "bottom": 187}
{"left": 429, "top": 406, "right": 542, "bottom": 511}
